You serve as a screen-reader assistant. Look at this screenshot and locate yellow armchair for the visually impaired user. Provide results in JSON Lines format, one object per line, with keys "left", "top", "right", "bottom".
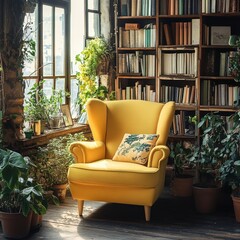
{"left": 68, "top": 99, "right": 175, "bottom": 221}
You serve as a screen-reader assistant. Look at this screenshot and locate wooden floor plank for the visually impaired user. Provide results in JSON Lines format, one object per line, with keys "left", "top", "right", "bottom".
{"left": 1, "top": 188, "right": 240, "bottom": 239}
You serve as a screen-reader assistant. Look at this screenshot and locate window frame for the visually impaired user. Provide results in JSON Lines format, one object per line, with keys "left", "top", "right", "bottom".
{"left": 23, "top": 0, "right": 70, "bottom": 104}
{"left": 85, "top": 0, "right": 101, "bottom": 42}
{"left": 23, "top": 0, "right": 102, "bottom": 113}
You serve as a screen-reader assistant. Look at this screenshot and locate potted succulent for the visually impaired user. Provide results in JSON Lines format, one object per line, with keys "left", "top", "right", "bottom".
{"left": 170, "top": 141, "right": 195, "bottom": 197}
{"left": 0, "top": 148, "right": 49, "bottom": 239}
{"left": 189, "top": 112, "right": 228, "bottom": 213}
{"left": 219, "top": 111, "right": 240, "bottom": 222}
{"left": 75, "top": 37, "right": 114, "bottom": 115}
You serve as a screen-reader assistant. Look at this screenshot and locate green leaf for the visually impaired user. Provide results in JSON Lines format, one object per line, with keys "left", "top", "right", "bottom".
{"left": 2, "top": 166, "right": 19, "bottom": 189}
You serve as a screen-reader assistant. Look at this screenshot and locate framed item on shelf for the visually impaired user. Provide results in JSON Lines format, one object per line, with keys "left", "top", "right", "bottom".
{"left": 210, "top": 26, "right": 231, "bottom": 45}
{"left": 60, "top": 104, "right": 73, "bottom": 127}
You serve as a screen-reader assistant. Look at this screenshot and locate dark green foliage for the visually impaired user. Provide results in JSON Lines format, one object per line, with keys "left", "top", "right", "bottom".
{"left": 189, "top": 112, "right": 228, "bottom": 185}
{"left": 29, "top": 132, "right": 87, "bottom": 188}
{"left": 0, "top": 149, "right": 49, "bottom": 217}
{"left": 219, "top": 112, "right": 240, "bottom": 197}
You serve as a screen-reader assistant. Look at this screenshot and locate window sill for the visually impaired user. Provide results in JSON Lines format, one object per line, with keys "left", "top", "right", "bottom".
{"left": 16, "top": 123, "right": 91, "bottom": 155}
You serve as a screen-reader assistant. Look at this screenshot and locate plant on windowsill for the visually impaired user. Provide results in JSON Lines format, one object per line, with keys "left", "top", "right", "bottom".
{"left": 24, "top": 80, "right": 70, "bottom": 132}
{"left": 0, "top": 148, "right": 57, "bottom": 239}
{"left": 46, "top": 89, "right": 70, "bottom": 129}
{"left": 24, "top": 80, "right": 49, "bottom": 134}
{"left": 189, "top": 112, "right": 228, "bottom": 213}
{"left": 75, "top": 37, "right": 115, "bottom": 116}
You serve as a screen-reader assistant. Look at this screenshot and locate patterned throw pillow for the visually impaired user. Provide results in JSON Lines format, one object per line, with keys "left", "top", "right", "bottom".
{"left": 112, "top": 133, "right": 159, "bottom": 165}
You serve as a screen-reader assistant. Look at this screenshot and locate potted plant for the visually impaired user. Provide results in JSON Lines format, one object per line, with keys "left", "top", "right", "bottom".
{"left": 46, "top": 89, "right": 68, "bottom": 129}
{"left": 228, "top": 35, "right": 240, "bottom": 83}
{"left": 29, "top": 132, "right": 87, "bottom": 202}
{"left": 189, "top": 112, "right": 228, "bottom": 213}
{"left": 0, "top": 148, "right": 49, "bottom": 239}
{"left": 75, "top": 37, "right": 114, "bottom": 115}
{"left": 24, "top": 80, "right": 49, "bottom": 134}
{"left": 24, "top": 80, "right": 70, "bottom": 131}
{"left": 170, "top": 141, "right": 195, "bottom": 197}
{"left": 219, "top": 111, "right": 240, "bottom": 222}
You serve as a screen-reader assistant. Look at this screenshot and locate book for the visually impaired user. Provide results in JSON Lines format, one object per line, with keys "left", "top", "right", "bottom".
{"left": 192, "top": 19, "right": 200, "bottom": 45}
{"left": 131, "top": 0, "right": 137, "bottom": 16}
{"left": 175, "top": 22, "right": 180, "bottom": 45}
{"left": 179, "top": 0, "right": 184, "bottom": 15}
{"left": 188, "top": 22, "right": 192, "bottom": 45}
{"left": 170, "top": 0, "right": 175, "bottom": 15}
{"left": 183, "top": 22, "right": 188, "bottom": 45}
{"left": 125, "top": 23, "right": 140, "bottom": 30}
{"left": 219, "top": 52, "right": 227, "bottom": 76}
{"left": 121, "top": 0, "right": 130, "bottom": 16}
{"left": 163, "top": 24, "right": 173, "bottom": 45}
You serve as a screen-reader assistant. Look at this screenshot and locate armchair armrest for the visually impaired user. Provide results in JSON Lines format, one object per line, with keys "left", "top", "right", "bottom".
{"left": 69, "top": 141, "right": 105, "bottom": 163}
{"left": 147, "top": 145, "right": 170, "bottom": 168}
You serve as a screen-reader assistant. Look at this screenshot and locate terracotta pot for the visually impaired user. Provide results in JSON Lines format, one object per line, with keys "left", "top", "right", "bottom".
{"left": 192, "top": 184, "right": 220, "bottom": 214}
{"left": 31, "top": 212, "right": 43, "bottom": 232}
{"left": 232, "top": 195, "right": 240, "bottom": 223}
{"left": 52, "top": 183, "right": 68, "bottom": 203}
{"left": 172, "top": 175, "right": 193, "bottom": 197}
{"left": 0, "top": 211, "right": 33, "bottom": 239}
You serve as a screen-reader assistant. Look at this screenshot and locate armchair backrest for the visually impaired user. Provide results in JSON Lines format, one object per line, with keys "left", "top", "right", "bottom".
{"left": 86, "top": 99, "right": 175, "bottom": 159}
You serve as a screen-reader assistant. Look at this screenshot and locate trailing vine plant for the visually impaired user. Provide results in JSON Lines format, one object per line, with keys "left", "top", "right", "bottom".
{"left": 75, "top": 37, "right": 114, "bottom": 112}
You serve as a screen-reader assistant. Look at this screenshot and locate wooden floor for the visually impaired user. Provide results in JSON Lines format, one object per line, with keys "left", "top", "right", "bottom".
{"left": 1, "top": 188, "right": 240, "bottom": 240}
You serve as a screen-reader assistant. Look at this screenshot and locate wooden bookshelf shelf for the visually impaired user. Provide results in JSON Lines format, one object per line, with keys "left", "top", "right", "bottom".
{"left": 115, "top": 0, "right": 240, "bottom": 150}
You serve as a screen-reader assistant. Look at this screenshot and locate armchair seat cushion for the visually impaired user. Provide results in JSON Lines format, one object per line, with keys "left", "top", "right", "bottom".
{"left": 68, "top": 159, "right": 160, "bottom": 188}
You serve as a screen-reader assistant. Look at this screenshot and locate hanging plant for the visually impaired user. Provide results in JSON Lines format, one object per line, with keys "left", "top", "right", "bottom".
{"left": 75, "top": 37, "right": 114, "bottom": 112}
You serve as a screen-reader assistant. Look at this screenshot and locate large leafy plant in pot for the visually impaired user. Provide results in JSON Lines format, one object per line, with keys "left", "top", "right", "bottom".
{"left": 170, "top": 141, "right": 195, "bottom": 197}
{"left": 189, "top": 112, "right": 228, "bottom": 213}
{"left": 0, "top": 149, "right": 48, "bottom": 239}
{"left": 219, "top": 111, "right": 240, "bottom": 222}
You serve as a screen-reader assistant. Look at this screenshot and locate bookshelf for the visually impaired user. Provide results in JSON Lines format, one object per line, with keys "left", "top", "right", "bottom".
{"left": 114, "top": 0, "right": 240, "bottom": 154}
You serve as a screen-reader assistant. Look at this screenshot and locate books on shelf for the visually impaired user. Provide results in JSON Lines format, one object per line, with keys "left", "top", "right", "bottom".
{"left": 171, "top": 111, "right": 195, "bottom": 136}
{"left": 200, "top": 80, "right": 240, "bottom": 107}
{"left": 119, "top": 23, "right": 156, "bottom": 48}
{"left": 120, "top": 0, "right": 156, "bottom": 16}
{"left": 160, "top": 0, "right": 200, "bottom": 15}
{"left": 159, "top": 49, "right": 198, "bottom": 77}
{"left": 118, "top": 52, "right": 155, "bottom": 76}
{"left": 202, "top": 0, "right": 240, "bottom": 13}
{"left": 160, "top": 83, "right": 196, "bottom": 104}
{"left": 116, "top": 81, "right": 156, "bottom": 101}
{"left": 163, "top": 19, "right": 199, "bottom": 46}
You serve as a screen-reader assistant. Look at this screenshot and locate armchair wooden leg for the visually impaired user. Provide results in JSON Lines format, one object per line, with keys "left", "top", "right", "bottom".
{"left": 78, "top": 200, "right": 84, "bottom": 216}
{"left": 144, "top": 206, "right": 151, "bottom": 222}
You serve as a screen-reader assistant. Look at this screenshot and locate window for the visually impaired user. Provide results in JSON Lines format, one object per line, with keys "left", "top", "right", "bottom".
{"left": 23, "top": 0, "right": 101, "bottom": 119}
{"left": 70, "top": 0, "right": 101, "bottom": 118}
{"left": 24, "top": 1, "right": 70, "bottom": 106}
{"left": 86, "top": 0, "right": 101, "bottom": 39}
